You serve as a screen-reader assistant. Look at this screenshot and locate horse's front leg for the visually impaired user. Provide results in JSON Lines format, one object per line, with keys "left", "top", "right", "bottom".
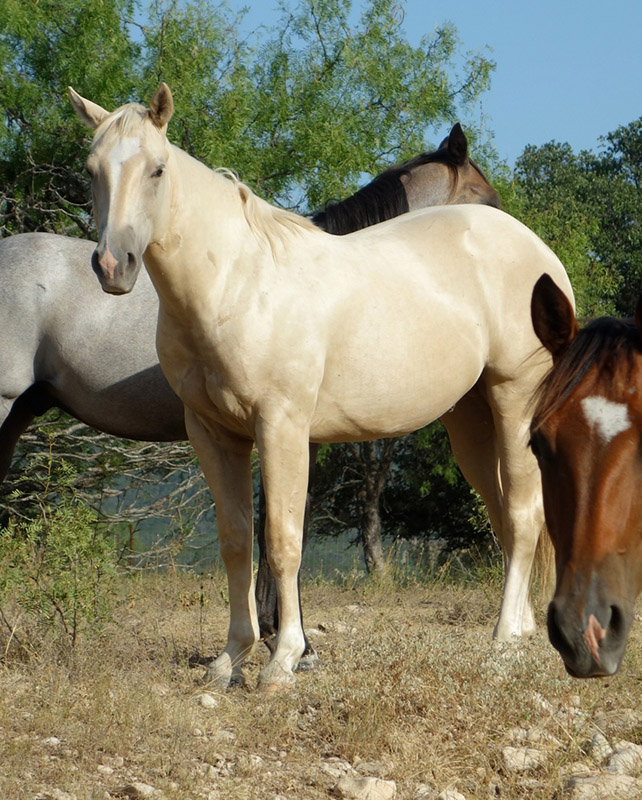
{"left": 255, "top": 418, "right": 311, "bottom": 691}
{"left": 255, "top": 442, "right": 320, "bottom": 668}
{"left": 185, "top": 409, "right": 258, "bottom": 689}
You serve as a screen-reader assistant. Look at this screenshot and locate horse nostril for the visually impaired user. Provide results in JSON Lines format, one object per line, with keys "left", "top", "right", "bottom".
{"left": 127, "top": 252, "right": 137, "bottom": 269}
{"left": 608, "top": 604, "right": 625, "bottom": 638}
{"left": 547, "top": 603, "right": 569, "bottom": 654}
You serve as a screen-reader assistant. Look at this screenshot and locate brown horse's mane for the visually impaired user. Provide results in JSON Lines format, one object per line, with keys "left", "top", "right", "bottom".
{"left": 531, "top": 316, "right": 642, "bottom": 432}
{"left": 311, "top": 150, "right": 488, "bottom": 236}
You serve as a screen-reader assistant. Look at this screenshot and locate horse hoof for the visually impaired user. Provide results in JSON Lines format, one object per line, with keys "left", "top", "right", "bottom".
{"left": 203, "top": 663, "right": 245, "bottom": 690}
{"left": 202, "top": 672, "right": 230, "bottom": 690}
{"left": 257, "top": 678, "right": 295, "bottom": 695}
{"left": 257, "top": 662, "right": 296, "bottom": 693}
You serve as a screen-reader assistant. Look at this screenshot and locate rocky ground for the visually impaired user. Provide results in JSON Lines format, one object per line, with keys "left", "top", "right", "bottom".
{"left": 1, "top": 572, "right": 641, "bottom": 799}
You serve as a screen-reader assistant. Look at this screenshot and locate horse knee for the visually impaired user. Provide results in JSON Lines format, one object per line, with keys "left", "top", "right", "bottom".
{"left": 219, "top": 533, "right": 253, "bottom": 567}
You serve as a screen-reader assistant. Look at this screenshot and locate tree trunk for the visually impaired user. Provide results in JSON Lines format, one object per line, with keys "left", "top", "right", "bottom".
{"left": 355, "top": 439, "right": 396, "bottom": 574}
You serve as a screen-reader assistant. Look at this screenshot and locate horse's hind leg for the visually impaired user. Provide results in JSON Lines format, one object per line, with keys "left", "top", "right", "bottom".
{"left": 0, "top": 383, "right": 54, "bottom": 482}
{"left": 485, "top": 377, "right": 545, "bottom": 640}
{"left": 185, "top": 410, "right": 259, "bottom": 689}
{"left": 440, "top": 383, "right": 537, "bottom": 639}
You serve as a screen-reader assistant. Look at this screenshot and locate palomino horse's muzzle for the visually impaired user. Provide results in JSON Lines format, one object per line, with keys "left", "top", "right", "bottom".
{"left": 546, "top": 589, "right": 631, "bottom": 678}
{"left": 92, "top": 241, "right": 142, "bottom": 295}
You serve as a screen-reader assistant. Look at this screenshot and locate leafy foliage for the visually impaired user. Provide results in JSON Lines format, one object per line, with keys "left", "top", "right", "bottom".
{"left": 507, "top": 122, "right": 642, "bottom": 317}
{"left": 0, "top": 0, "right": 140, "bottom": 235}
{"left": 0, "top": 448, "right": 117, "bottom": 654}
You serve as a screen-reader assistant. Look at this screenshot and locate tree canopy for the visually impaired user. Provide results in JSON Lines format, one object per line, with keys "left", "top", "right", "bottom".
{"left": 0, "top": 0, "right": 495, "bottom": 235}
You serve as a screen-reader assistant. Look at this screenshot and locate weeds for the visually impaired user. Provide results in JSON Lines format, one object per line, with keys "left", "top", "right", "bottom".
{"left": 0, "top": 444, "right": 117, "bottom": 658}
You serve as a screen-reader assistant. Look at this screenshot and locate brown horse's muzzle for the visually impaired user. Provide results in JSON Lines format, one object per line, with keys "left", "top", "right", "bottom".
{"left": 547, "top": 567, "right": 633, "bottom": 678}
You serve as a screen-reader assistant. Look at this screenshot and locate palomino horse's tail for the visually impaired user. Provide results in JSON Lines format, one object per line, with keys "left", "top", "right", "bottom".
{"left": 534, "top": 524, "right": 555, "bottom": 603}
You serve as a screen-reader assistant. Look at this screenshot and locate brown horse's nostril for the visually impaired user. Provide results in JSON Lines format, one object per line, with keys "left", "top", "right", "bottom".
{"left": 608, "top": 604, "right": 625, "bottom": 638}
{"left": 546, "top": 603, "right": 574, "bottom": 661}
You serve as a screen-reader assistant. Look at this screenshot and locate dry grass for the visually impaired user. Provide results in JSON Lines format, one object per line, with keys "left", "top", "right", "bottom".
{"left": 1, "top": 569, "right": 641, "bottom": 799}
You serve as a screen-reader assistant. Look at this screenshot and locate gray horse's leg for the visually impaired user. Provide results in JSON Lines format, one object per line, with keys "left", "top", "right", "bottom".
{"left": 255, "top": 442, "right": 320, "bottom": 670}
{"left": 0, "top": 383, "right": 55, "bottom": 482}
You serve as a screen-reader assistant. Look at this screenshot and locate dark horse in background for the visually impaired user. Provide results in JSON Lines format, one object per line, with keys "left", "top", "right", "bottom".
{"left": 531, "top": 274, "right": 642, "bottom": 678}
{"left": 0, "top": 125, "right": 499, "bottom": 664}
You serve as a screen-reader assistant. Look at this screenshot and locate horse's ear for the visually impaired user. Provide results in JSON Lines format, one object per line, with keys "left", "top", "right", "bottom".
{"left": 149, "top": 83, "right": 174, "bottom": 130}
{"left": 531, "top": 273, "right": 579, "bottom": 359}
{"left": 445, "top": 123, "right": 468, "bottom": 165}
{"left": 68, "top": 87, "right": 109, "bottom": 129}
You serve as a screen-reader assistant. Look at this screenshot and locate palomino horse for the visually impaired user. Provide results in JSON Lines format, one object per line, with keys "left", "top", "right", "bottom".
{"left": 531, "top": 274, "right": 642, "bottom": 678}
{"left": 0, "top": 125, "right": 498, "bottom": 665}
{"left": 69, "top": 83, "right": 573, "bottom": 690}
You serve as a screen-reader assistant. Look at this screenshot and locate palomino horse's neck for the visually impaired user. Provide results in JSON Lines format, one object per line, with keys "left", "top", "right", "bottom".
{"left": 144, "top": 147, "right": 257, "bottom": 311}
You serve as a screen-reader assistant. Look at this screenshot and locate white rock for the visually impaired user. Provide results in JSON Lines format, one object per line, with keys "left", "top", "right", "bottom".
{"left": 502, "top": 746, "right": 546, "bottom": 773}
{"left": 589, "top": 733, "right": 614, "bottom": 763}
{"left": 437, "top": 790, "right": 467, "bottom": 800}
{"left": 608, "top": 741, "right": 642, "bottom": 775}
{"left": 335, "top": 775, "right": 397, "bottom": 800}
{"left": 113, "top": 784, "right": 158, "bottom": 799}
{"left": 321, "top": 758, "right": 353, "bottom": 779}
{"left": 529, "top": 692, "right": 555, "bottom": 714}
{"left": 43, "top": 737, "right": 61, "bottom": 747}
{"left": 198, "top": 692, "right": 219, "bottom": 709}
{"left": 567, "top": 773, "right": 642, "bottom": 799}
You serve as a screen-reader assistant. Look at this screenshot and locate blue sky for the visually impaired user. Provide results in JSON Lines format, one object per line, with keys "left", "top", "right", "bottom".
{"left": 226, "top": 0, "right": 642, "bottom": 167}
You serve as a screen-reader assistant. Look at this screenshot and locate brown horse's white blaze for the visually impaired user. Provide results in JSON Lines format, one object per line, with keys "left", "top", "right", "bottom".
{"left": 531, "top": 273, "right": 642, "bottom": 677}
{"left": 69, "top": 84, "right": 573, "bottom": 692}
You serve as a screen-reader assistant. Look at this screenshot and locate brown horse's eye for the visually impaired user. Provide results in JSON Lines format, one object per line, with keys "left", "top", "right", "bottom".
{"left": 529, "top": 430, "right": 555, "bottom": 463}
{"left": 529, "top": 432, "right": 544, "bottom": 461}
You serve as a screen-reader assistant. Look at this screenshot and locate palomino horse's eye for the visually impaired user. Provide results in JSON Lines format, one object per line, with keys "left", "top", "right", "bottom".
{"left": 152, "top": 166, "right": 165, "bottom": 178}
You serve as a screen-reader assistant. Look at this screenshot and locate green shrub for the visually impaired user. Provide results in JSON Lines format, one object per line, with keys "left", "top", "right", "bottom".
{"left": 0, "top": 449, "right": 117, "bottom": 655}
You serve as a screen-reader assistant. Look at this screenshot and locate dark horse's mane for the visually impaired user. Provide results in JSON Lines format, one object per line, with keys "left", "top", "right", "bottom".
{"left": 532, "top": 316, "right": 642, "bottom": 432}
{"left": 311, "top": 149, "right": 481, "bottom": 235}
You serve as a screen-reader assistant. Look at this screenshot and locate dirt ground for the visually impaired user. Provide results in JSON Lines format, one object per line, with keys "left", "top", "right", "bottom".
{"left": 1, "top": 571, "right": 641, "bottom": 799}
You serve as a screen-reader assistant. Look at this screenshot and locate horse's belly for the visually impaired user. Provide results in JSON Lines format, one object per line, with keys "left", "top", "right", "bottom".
{"left": 311, "top": 346, "right": 484, "bottom": 442}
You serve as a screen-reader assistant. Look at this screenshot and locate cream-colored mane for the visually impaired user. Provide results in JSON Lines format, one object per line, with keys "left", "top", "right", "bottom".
{"left": 215, "top": 168, "right": 319, "bottom": 257}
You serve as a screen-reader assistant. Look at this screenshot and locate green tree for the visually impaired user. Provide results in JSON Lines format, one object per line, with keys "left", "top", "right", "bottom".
{"left": 312, "top": 423, "right": 487, "bottom": 566}
{"left": 507, "top": 121, "right": 642, "bottom": 318}
{"left": 592, "top": 119, "right": 642, "bottom": 314}
{"left": 0, "top": 0, "right": 140, "bottom": 235}
{"left": 140, "top": 0, "right": 495, "bottom": 211}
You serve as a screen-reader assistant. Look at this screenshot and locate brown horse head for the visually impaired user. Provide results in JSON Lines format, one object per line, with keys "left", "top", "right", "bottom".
{"left": 531, "top": 273, "right": 642, "bottom": 677}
